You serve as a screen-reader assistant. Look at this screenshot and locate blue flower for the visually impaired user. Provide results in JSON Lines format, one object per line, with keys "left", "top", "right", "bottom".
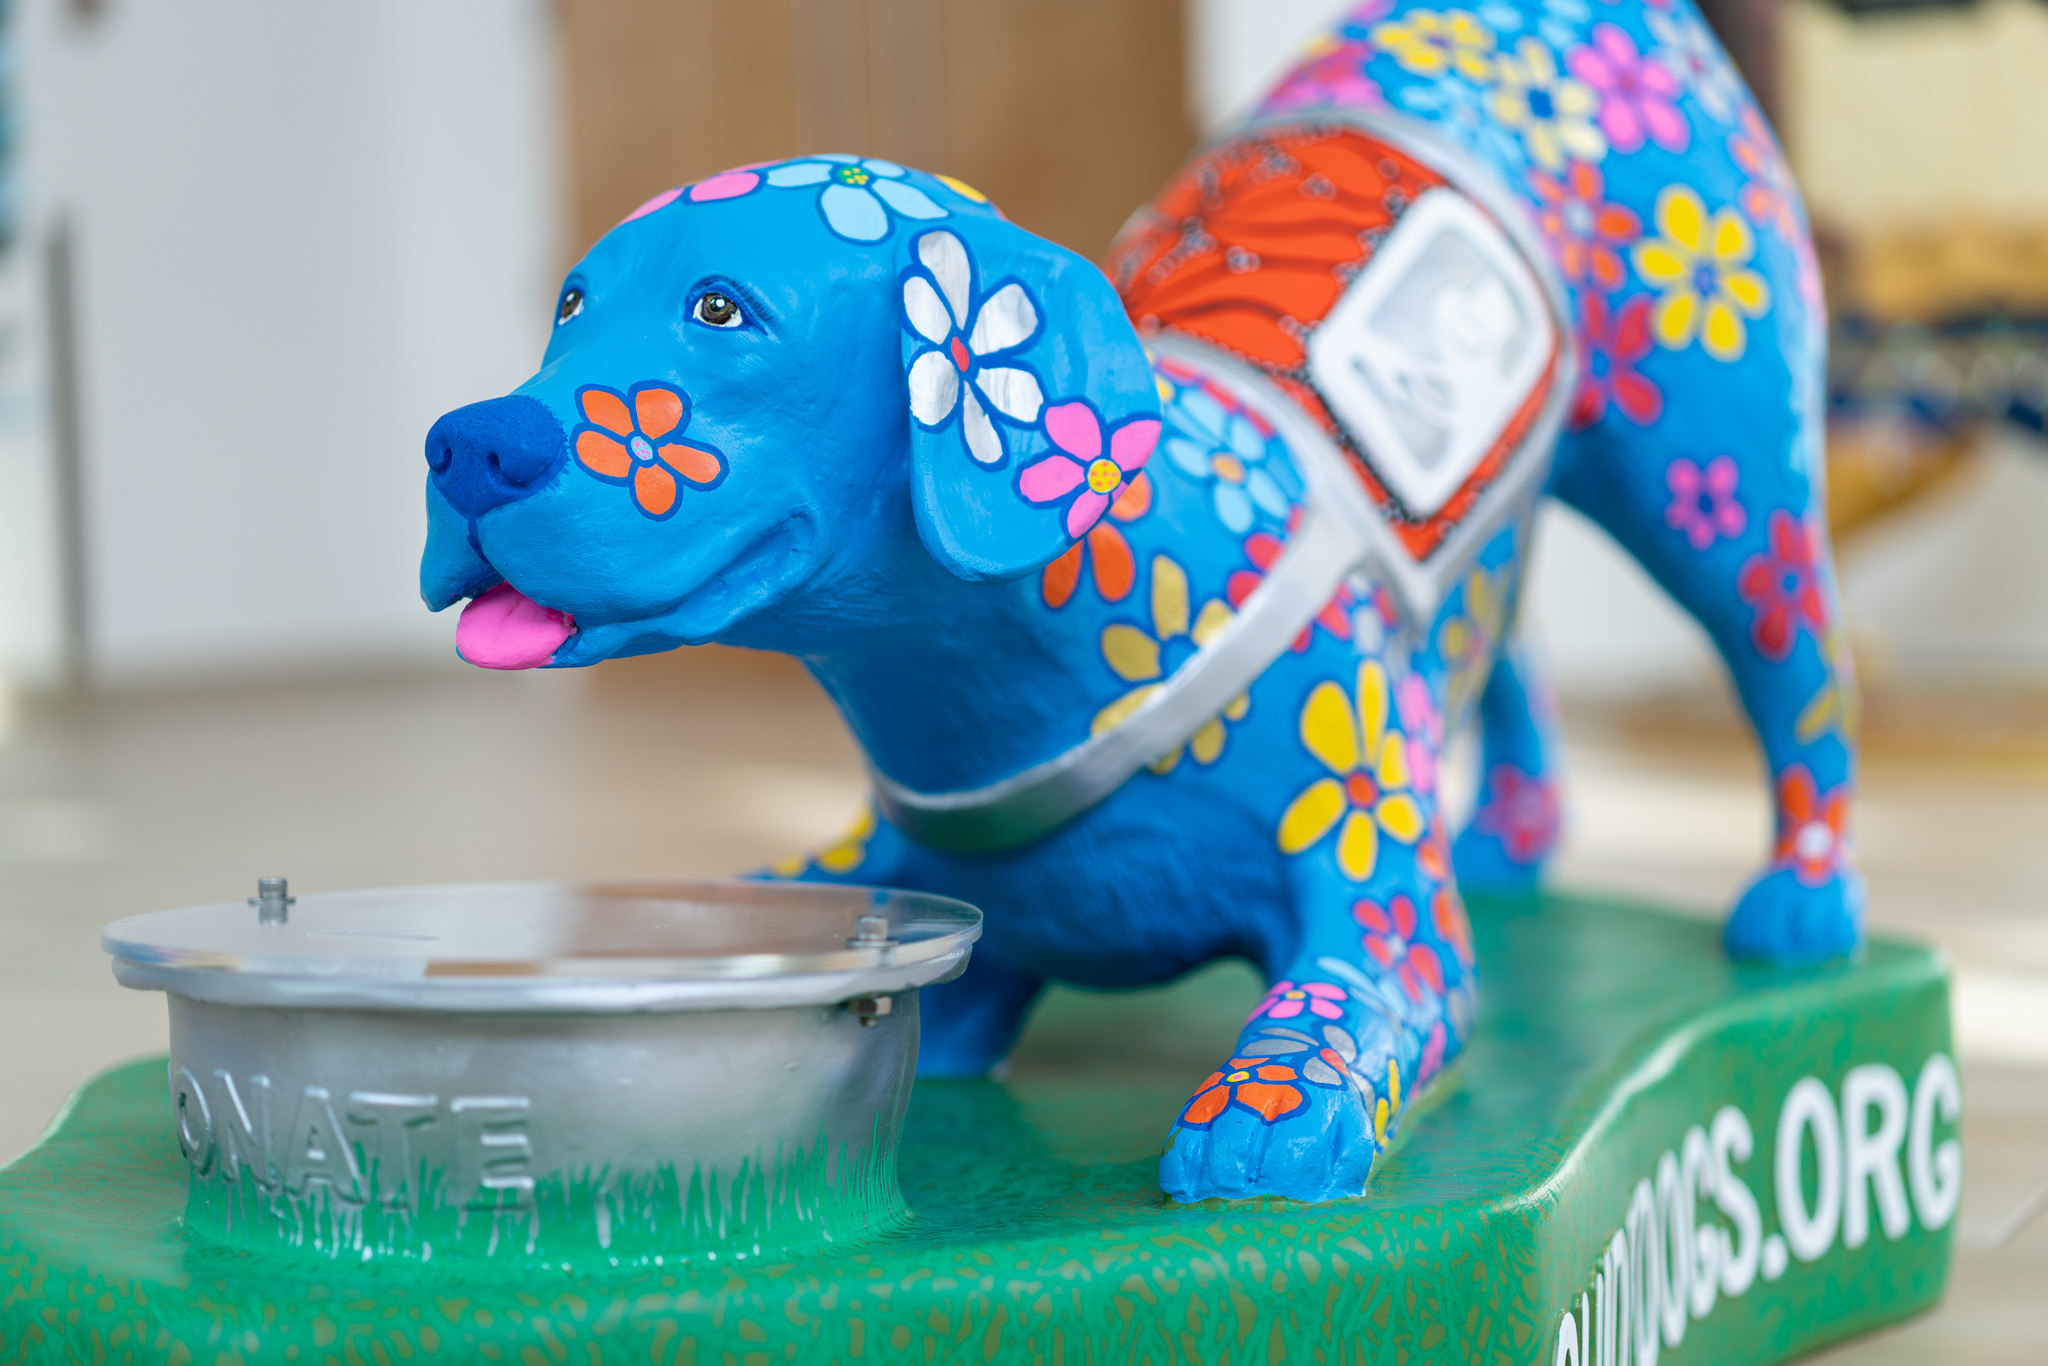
{"left": 1478, "top": 0, "right": 1591, "bottom": 53}
{"left": 1393, "top": 76, "right": 1527, "bottom": 177}
{"left": 1161, "top": 383, "right": 1297, "bottom": 534}
{"left": 765, "top": 155, "right": 946, "bottom": 242}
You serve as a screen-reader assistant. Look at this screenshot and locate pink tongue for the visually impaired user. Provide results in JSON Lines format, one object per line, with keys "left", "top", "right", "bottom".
{"left": 456, "top": 583, "right": 575, "bottom": 670}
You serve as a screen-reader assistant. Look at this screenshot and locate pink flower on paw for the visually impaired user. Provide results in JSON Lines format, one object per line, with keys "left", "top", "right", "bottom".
{"left": 1018, "top": 400, "right": 1160, "bottom": 539}
{"left": 1394, "top": 672, "right": 1443, "bottom": 796}
{"left": 1568, "top": 24, "right": 1688, "bottom": 154}
{"left": 1250, "top": 980, "right": 1348, "bottom": 1022}
{"left": 1665, "top": 455, "right": 1746, "bottom": 549}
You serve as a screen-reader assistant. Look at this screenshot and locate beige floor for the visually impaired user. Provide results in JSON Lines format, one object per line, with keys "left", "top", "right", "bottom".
{"left": 0, "top": 649, "right": 2042, "bottom": 1361}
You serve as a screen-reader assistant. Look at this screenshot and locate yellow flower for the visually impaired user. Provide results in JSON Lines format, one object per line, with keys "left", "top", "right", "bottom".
{"left": 1094, "top": 556, "right": 1247, "bottom": 772}
{"left": 1438, "top": 565, "right": 1507, "bottom": 715}
{"left": 1490, "top": 38, "right": 1604, "bottom": 172}
{"left": 1631, "top": 186, "right": 1770, "bottom": 362}
{"left": 770, "top": 804, "right": 875, "bottom": 877}
{"left": 1276, "top": 661, "right": 1426, "bottom": 881}
{"left": 1371, "top": 9, "right": 1497, "bottom": 82}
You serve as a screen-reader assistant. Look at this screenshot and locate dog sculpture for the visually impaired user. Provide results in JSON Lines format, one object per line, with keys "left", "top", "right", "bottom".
{"left": 419, "top": 0, "right": 1860, "bottom": 1204}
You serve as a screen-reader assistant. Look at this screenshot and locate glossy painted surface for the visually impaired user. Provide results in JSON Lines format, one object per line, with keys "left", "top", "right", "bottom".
{"left": 0, "top": 896, "right": 1951, "bottom": 1364}
{"left": 415, "top": 0, "right": 1860, "bottom": 1206}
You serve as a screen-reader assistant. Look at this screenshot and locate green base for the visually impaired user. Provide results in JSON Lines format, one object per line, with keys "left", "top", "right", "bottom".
{"left": 0, "top": 894, "right": 1955, "bottom": 1365}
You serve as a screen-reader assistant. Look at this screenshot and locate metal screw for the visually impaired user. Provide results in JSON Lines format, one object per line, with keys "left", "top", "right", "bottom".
{"left": 848, "top": 913, "right": 894, "bottom": 949}
{"left": 847, "top": 995, "right": 893, "bottom": 1027}
{"left": 250, "top": 876, "right": 294, "bottom": 926}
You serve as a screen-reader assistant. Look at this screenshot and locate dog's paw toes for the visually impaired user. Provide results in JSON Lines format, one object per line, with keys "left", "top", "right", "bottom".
{"left": 1724, "top": 864, "right": 1866, "bottom": 964}
{"left": 1158, "top": 1037, "right": 1388, "bottom": 1203}
{"left": 1450, "top": 823, "right": 1545, "bottom": 896}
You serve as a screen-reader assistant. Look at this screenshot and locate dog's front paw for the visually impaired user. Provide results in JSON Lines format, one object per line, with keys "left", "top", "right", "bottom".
{"left": 1159, "top": 1000, "right": 1431, "bottom": 1204}
{"left": 1451, "top": 763, "right": 1560, "bottom": 895}
{"left": 1724, "top": 862, "right": 1866, "bottom": 964}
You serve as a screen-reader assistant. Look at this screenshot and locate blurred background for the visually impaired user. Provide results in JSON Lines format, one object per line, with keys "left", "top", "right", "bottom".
{"left": 0, "top": 1, "right": 2043, "bottom": 1356}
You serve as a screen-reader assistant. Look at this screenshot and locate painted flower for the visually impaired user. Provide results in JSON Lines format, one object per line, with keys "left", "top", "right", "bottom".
{"left": 1093, "top": 555, "right": 1246, "bottom": 770}
{"left": 1567, "top": 24, "right": 1688, "bottom": 153}
{"left": 1646, "top": 8, "right": 1742, "bottom": 125}
{"left": 1250, "top": 1017, "right": 1384, "bottom": 1092}
{"left": 1631, "top": 186, "right": 1769, "bottom": 361}
{"left": 769, "top": 805, "right": 875, "bottom": 878}
{"left": 1437, "top": 564, "right": 1508, "bottom": 714}
{"left": 1394, "top": 670, "right": 1443, "bottom": 796}
{"left": 1019, "top": 400, "right": 1160, "bottom": 539}
{"left": 1492, "top": 38, "right": 1606, "bottom": 172}
{"left": 1353, "top": 895, "right": 1447, "bottom": 1003}
{"left": 1434, "top": 887, "right": 1476, "bottom": 969}
{"left": 1529, "top": 160, "right": 1639, "bottom": 292}
{"left": 1479, "top": 0, "right": 1592, "bottom": 52}
{"left": 571, "top": 383, "right": 726, "bottom": 519}
{"left": 1263, "top": 34, "right": 1387, "bottom": 113}
{"left": 1396, "top": 76, "right": 1529, "bottom": 173}
{"left": 1160, "top": 381, "right": 1295, "bottom": 534}
{"left": 1571, "top": 292, "right": 1662, "bottom": 427}
{"left": 1773, "top": 765, "right": 1849, "bottom": 886}
{"left": 1473, "top": 764, "right": 1560, "bottom": 863}
{"left": 1729, "top": 106, "right": 1801, "bottom": 246}
{"left": 1277, "top": 661, "right": 1427, "bottom": 881}
{"left": 1665, "top": 454, "right": 1745, "bottom": 549}
{"left": 1252, "top": 980, "right": 1350, "bottom": 1023}
{"left": 1179, "top": 1055, "right": 1308, "bottom": 1126}
{"left": 903, "top": 230, "right": 1046, "bottom": 466}
{"left": 1371, "top": 9, "right": 1499, "bottom": 81}
{"left": 766, "top": 155, "right": 946, "bottom": 242}
{"left": 1040, "top": 479, "right": 1151, "bottom": 608}
{"left": 1738, "top": 510, "right": 1826, "bottom": 661}
{"left": 1228, "top": 528, "right": 1357, "bottom": 652}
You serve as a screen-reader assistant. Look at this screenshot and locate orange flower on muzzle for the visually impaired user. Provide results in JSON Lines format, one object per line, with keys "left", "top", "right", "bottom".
{"left": 571, "top": 382, "right": 727, "bottom": 518}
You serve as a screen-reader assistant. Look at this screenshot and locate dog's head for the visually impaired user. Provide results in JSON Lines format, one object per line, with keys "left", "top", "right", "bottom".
{"left": 420, "top": 158, "right": 1161, "bottom": 669}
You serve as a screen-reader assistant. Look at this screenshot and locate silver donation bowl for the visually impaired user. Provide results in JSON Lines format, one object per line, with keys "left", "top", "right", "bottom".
{"left": 102, "top": 880, "right": 981, "bottom": 1268}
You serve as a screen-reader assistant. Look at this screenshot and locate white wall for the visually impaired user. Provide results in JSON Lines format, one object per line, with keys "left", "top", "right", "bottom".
{"left": 4, "top": 0, "right": 558, "bottom": 686}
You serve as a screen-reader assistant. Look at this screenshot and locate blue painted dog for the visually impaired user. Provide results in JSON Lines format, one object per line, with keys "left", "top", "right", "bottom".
{"left": 420, "top": 0, "right": 1860, "bottom": 1203}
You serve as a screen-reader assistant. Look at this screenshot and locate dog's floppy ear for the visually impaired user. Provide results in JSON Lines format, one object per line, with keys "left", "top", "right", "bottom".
{"left": 899, "top": 220, "right": 1161, "bottom": 581}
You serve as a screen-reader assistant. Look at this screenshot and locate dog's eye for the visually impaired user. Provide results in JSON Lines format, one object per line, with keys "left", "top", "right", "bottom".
{"left": 694, "top": 291, "right": 743, "bottom": 329}
{"left": 556, "top": 287, "right": 584, "bottom": 326}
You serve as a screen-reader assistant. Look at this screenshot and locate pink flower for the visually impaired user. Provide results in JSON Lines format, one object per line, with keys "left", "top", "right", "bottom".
{"left": 1665, "top": 455, "right": 1745, "bottom": 550}
{"left": 1474, "top": 765, "right": 1560, "bottom": 865}
{"left": 1568, "top": 24, "right": 1688, "bottom": 154}
{"left": 1394, "top": 671, "right": 1442, "bottom": 796}
{"left": 1018, "top": 401, "right": 1160, "bottom": 539}
{"left": 1261, "top": 36, "right": 1386, "bottom": 114}
{"left": 1250, "top": 980, "right": 1348, "bottom": 1022}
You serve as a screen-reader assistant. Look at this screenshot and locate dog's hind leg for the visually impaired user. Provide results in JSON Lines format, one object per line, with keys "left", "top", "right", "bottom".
{"left": 1452, "top": 637, "right": 1564, "bottom": 895}
{"left": 1550, "top": 312, "right": 1860, "bottom": 962}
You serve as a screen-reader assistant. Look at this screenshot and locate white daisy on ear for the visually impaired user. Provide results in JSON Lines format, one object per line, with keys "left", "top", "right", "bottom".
{"left": 902, "top": 230, "right": 1045, "bottom": 466}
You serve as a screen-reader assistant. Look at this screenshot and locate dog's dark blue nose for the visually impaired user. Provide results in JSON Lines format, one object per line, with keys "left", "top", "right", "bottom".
{"left": 425, "top": 396, "right": 568, "bottom": 518}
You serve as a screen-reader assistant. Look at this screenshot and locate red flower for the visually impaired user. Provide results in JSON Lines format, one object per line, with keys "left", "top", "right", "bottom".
{"left": 1738, "top": 511, "right": 1827, "bottom": 662}
{"left": 1353, "top": 894, "right": 1446, "bottom": 1003}
{"left": 1432, "top": 887, "right": 1475, "bottom": 970}
{"left": 1571, "top": 293, "right": 1662, "bottom": 429}
{"left": 1773, "top": 765, "right": 1849, "bottom": 886}
{"left": 1474, "top": 764, "right": 1561, "bottom": 864}
{"left": 1227, "top": 522, "right": 1354, "bottom": 651}
{"left": 1180, "top": 1055, "right": 1308, "bottom": 1127}
{"left": 1530, "top": 162, "right": 1641, "bottom": 293}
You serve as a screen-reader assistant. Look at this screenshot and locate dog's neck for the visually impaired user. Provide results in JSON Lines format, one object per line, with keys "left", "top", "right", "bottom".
{"left": 733, "top": 506, "right": 1116, "bottom": 795}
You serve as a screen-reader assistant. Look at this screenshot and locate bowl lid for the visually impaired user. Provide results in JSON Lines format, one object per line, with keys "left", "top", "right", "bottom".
{"left": 103, "top": 880, "right": 981, "bottom": 1012}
